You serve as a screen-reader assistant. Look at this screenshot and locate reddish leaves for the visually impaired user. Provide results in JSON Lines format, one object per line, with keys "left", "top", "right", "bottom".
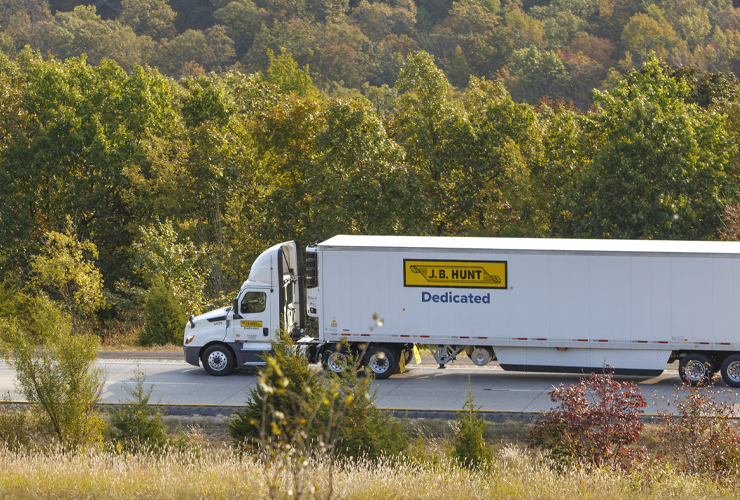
{"left": 654, "top": 384, "right": 740, "bottom": 482}
{"left": 528, "top": 371, "right": 647, "bottom": 470}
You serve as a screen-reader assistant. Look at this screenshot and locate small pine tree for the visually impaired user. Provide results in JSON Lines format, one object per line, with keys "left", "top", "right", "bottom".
{"left": 139, "top": 282, "right": 185, "bottom": 346}
{"left": 452, "top": 379, "right": 492, "bottom": 469}
{"left": 105, "top": 366, "right": 169, "bottom": 453}
{"left": 229, "top": 331, "right": 321, "bottom": 446}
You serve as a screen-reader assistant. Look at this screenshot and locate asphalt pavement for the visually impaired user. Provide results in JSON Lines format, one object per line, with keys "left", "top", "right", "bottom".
{"left": 3, "top": 350, "right": 729, "bottom": 417}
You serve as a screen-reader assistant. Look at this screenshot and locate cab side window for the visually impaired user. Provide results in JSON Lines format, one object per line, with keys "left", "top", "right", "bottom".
{"left": 241, "top": 292, "right": 266, "bottom": 314}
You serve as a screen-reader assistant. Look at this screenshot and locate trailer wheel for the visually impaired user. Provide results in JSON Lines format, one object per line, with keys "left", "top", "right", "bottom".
{"left": 322, "top": 348, "right": 350, "bottom": 374}
{"left": 202, "top": 344, "right": 235, "bottom": 376}
{"left": 365, "top": 346, "right": 397, "bottom": 380}
{"left": 720, "top": 355, "right": 740, "bottom": 388}
{"left": 679, "top": 353, "right": 714, "bottom": 386}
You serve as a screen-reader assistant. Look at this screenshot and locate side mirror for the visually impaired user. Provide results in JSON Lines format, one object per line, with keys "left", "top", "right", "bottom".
{"left": 232, "top": 298, "right": 242, "bottom": 319}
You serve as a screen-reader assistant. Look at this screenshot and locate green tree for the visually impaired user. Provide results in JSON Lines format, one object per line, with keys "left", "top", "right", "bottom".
{"left": 310, "top": 98, "right": 422, "bottom": 236}
{"left": 29, "top": 219, "right": 105, "bottom": 330}
{"left": 352, "top": 0, "right": 416, "bottom": 43}
{"left": 503, "top": 5, "right": 547, "bottom": 50}
{"left": 265, "top": 47, "right": 314, "bottom": 96}
{"left": 119, "top": 0, "right": 177, "bottom": 41}
{"left": 0, "top": 51, "right": 180, "bottom": 288}
{"left": 504, "top": 46, "right": 569, "bottom": 104}
{"left": 0, "top": 0, "right": 53, "bottom": 52}
{"left": 134, "top": 219, "right": 205, "bottom": 314}
{"left": 390, "top": 51, "right": 473, "bottom": 235}
{"left": 566, "top": 54, "right": 738, "bottom": 239}
{"left": 159, "top": 26, "right": 236, "bottom": 75}
{"left": 452, "top": 380, "right": 492, "bottom": 468}
{"left": 461, "top": 77, "right": 550, "bottom": 237}
{"left": 1, "top": 298, "right": 105, "bottom": 453}
{"left": 214, "top": 0, "right": 263, "bottom": 55}
{"left": 50, "top": 5, "right": 155, "bottom": 72}
{"left": 104, "top": 365, "right": 170, "bottom": 452}
{"left": 139, "top": 282, "right": 185, "bottom": 346}
{"left": 621, "top": 6, "right": 682, "bottom": 64}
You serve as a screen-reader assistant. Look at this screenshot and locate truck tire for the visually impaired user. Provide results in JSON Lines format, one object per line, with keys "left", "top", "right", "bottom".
{"left": 365, "top": 346, "right": 397, "bottom": 380}
{"left": 202, "top": 344, "right": 235, "bottom": 376}
{"left": 679, "top": 353, "right": 713, "bottom": 386}
{"left": 322, "top": 347, "right": 350, "bottom": 374}
{"left": 720, "top": 354, "right": 740, "bottom": 388}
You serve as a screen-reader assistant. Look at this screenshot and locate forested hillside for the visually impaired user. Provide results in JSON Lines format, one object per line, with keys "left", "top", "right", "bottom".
{"left": 1, "top": 46, "right": 739, "bottom": 337}
{"left": 2, "top": 0, "right": 740, "bottom": 339}
{"left": 3, "top": 0, "right": 740, "bottom": 108}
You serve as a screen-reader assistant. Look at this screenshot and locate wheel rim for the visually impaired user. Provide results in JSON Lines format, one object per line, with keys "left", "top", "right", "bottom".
{"left": 726, "top": 361, "right": 740, "bottom": 383}
{"left": 327, "top": 352, "right": 348, "bottom": 373}
{"left": 368, "top": 352, "right": 390, "bottom": 374}
{"left": 684, "top": 359, "right": 707, "bottom": 382}
{"left": 208, "top": 351, "right": 228, "bottom": 371}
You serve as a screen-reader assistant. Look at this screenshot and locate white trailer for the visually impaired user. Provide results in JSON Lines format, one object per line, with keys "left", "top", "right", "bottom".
{"left": 183, "top": 236, "right": 740, "bottom": 387}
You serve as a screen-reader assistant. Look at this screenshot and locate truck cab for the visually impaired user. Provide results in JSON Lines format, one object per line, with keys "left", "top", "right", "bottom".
{"left": 183, "top": 240, "right": 306, "bottom": 375}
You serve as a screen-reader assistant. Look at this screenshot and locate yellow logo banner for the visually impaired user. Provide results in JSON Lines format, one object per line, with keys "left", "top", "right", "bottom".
{"left": 241, "top": 320, "right": 262, "bottom": 328}
{"left": 404, "top": 259, "right": 507, "bottom": 289}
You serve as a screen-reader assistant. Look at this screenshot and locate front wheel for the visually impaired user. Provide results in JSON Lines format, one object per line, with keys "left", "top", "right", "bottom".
{"left": 721, "top": 354, "right": 740, "bottom": 388}
{"left": 365, "top": 346, "right": 398, "bottom": 380}
{"left": 679, "top": 353, "right": 714, "bottom": 386}
{"left": 202, "top": 344, "right": 235, "bottom": 376}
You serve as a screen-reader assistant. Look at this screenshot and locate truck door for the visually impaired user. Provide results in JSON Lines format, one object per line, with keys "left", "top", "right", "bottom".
{"left": 230, "top": 287, "right": 273, "bottom": 343}
{"left": 278, "top": 241, "right": 306, "bottom": 338}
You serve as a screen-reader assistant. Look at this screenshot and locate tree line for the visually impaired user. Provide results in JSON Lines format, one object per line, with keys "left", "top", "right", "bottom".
{"left": 1, "top": 47, "right": 739, "bottom": 337}
{"left": 3, "top": 0, "right": 740, "bottom": 110}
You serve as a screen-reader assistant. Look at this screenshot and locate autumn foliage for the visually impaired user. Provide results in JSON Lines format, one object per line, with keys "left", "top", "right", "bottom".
{"left": 528, "top": 371, "right": 647, "bottom": 470}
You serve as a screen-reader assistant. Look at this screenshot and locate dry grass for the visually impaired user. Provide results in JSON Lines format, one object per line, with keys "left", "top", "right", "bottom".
{"left": 0, "top": 443, "right": 735, "bottom": 499}
{"left": 99, "top": 343, "right": 184, "bottom": 352}
{"left": 0, "top": 416, "right": 735, "bottom": 499}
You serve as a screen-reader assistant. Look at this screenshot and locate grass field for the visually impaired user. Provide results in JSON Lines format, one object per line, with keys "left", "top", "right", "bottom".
{"left": 0, "top": 443, "right": 733, "bottom": 499}
{"left": 0, "top": 417, "right": 734, "bottom": 499}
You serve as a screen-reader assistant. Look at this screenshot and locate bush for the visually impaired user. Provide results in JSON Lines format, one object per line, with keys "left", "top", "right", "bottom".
{"left": 654, "top": 383, "right": 740, "bottom": 482}
{"left": 139, "top": 282, "right": 185, "bottom": 346}
{"left": 331, "top": 357, "right": 411, "bottom": 460}
{"left": 228, "top": 331, "right": 323, "bottom": 446}
{"left": 0, "top": 396, "right": 31, "bottom": 452}
{"left": 1, "top": 299, "right": 105, "bottom": 453}
{"left": 451, "top": 380, "right": 492, "bottom": 469}
{"left": 229, "top": 334, "right": 410, "bottom": 460}
{"left": 105, "top": 366, "right": 170, "bottom": 453}
{"left": 528, "top": 371, "right": 647, "bottom": 470}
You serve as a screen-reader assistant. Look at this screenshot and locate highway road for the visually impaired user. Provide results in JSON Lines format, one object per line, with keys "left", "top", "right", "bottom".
{"left": 1, "top": 352, "right": 738, "bottom": 414}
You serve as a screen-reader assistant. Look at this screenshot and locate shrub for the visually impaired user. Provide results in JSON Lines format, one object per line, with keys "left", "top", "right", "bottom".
{"left": 229, "top": 334, "right": 410, "bottom": 460}
{"left": 1, "top": 299, "right": 105, "bottom": 453}
{"left": 331, "top": 357, "right": 411, "bottom": 460}
{"left": 138, "top": 282, "right": 185, "bottom": 346}
{"left": 0, "top": 396, "right": 31, "bottom": 452}
{"left": 654, "top": 383, "right": 740, "bottom": 482}
{"left": 105, "top": 366, "right": 170, "bottom": 453}
{"left": 228, "top": 331, "right": 323, "bottom": 446}
{"left": 528, "top": 371, "right": 647, "bottom": 470}
{"left": 451, "top": 380, "right": 492, "bottom": 469}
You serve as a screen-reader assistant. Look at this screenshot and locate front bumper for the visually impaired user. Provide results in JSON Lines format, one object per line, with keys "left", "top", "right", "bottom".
{"left": 183, "top": 346, "right": 200, "bottom": 367}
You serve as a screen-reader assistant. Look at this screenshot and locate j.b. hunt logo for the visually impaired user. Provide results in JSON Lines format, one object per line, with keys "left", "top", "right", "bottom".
{"left": 403, "top": 259, "right": 507, "bottom": 289}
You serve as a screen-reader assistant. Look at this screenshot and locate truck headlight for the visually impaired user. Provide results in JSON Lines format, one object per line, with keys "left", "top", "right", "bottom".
{"left": 185, "top": 335, "right": 195, "bottom": 345}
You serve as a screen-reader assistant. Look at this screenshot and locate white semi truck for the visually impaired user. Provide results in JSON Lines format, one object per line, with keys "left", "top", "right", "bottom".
{"left": 183, "top": 236, "right": 740, "bottom": 387}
